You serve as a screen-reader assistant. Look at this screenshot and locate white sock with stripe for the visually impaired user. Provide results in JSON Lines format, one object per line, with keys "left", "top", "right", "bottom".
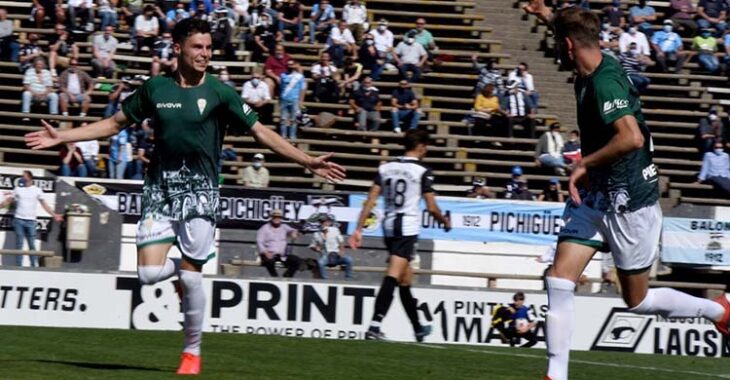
{"left": 545, "top": 276, "right": 576, "bottom": 380}
{"left": 180, "top": 270, "right": 205, "bottom": 356}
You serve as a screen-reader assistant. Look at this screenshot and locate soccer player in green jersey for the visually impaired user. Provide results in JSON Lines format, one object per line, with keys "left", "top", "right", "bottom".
{"left": 523, "top": 3, "right": 730, "bottom": 380}
{"left": 25, "top": 18, "right": 345, "bottom": 375}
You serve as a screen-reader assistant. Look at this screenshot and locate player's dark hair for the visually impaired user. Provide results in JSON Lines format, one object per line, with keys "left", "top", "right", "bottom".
{"left": 23, "top": 170, "right": 33, "bottom": 179}
{"left": 172, "top": 18, "right": 211, "bottom": 45}
{"left": 553, "top": 7, "right": 600, "bottom": 48}
{"left": 403, "top": 129, "right": 431, "bottom": 151}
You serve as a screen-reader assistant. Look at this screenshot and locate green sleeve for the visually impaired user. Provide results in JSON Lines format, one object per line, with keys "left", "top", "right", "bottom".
{"left": 220, "top": 84, "right": 259, "bottom": 135}
{"left": 595, "top": 76, "right": 633, "bottom": 126}
{"left": 121, "top": 79, "right": 154, "bottom": 125}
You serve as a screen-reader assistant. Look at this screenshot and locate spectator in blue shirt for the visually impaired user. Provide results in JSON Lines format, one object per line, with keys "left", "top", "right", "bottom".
{"left": 697, "top": 0, "right": 727, "bottom": 36}
{"left": 166, "top": 2, "right": 190, "bottom": 29}
{"left": 508, "top": 292, "right": 538, "bottom": 348}
{"left": 629, "top": 0, "right": 656, "bottom": 36}
{"left": 697, "top": 141, "right": 730, "bottom": 197}
{"left": 390, "top": 80, "right": 421, "bottom": 133}
{"left": 108, "top": 128, "right": 130, "bottom": 179}
{"left": 349, "top": 76, "right": 381, "bottom": 131}
{"left": 308, "top": 0, "right": 335, "bottom": 43}
{"left": 651, "top": 20, "right": 688, "bottom": 72}
{"left": 279, "top": 60, "right": 306, "bottom": 139}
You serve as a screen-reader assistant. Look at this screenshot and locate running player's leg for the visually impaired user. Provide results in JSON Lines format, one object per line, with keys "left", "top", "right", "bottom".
{"left": 398, "top": 265, "right": 431, "bottom": 341}
{"left": 366, "top": 250, "right": 410, "bottom": 339}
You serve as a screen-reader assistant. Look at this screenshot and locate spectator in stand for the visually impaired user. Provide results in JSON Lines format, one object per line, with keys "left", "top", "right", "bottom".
{"left": 505, "top": 165, "right": 524, "bottom": 198}
{"left": 68, "top": 0, "right": 94, "bottom": 32}
{"left": 98, "top": 0, "right": 119, "bottom": 29}
{"left": 508, "top": 62, "right": 539, "bottom": 110}
{"left": 251, "top": 12, "right": 280, "bottom": 62}
{"left": 343, "top": 0, "right": 367, "bottom": 44}
{"left": 391, "top": 79, "right": 421, "bottom": 133}
{"left": 127, "top": 121, "right": 150, "bottom": 180}
{"left": 350, "top": 76, "right": 381, "bottom": 131}
{"left": 394, "top": 31, "right": 428, "bottom": 82}
{"left": 0, "top": 9, "right": 20, "bottom": 62}
{"left": 311, "top": 51, "right": 340, "bottom": 103}
{"left": 328, "top": 20, "right": 357, "bottom": 68}
{"left": 75, "top": 126, "right": 99, "bottom": 177}
{"left": 538, "top": 178, "right": 564, "bottom": 202}
{"left": 599, "top": 20, "right": 621, "bottom": 58}
{"left": 510, "top": 179, "right": 535, "bottom": 201}
{"left": 310, "top": 214, "right": 353, "bottom": 280}
{"left": 373, "top": 19, "right": 394, "bottom": 67}
{"left": 670, "top": 0, "right": 698, "bottom": 36}
{"left": 188, "top": 0, "right": 214, "bottom": 16}
{"left": 628, "top": 0, "right": 656, "bottom": 36}
{"left": 211, "top": 8, "right": 234, "bottom": 59}
{"left": 48, "top": 24, "right": 79, "bottom": 76}
{"left": 619, "top": 42, "right": 651, "bottom": 93}
{"left": 358, "top": 33, "right": 383, "bottom": 80}
{"left": 217, "top": 69, "right": 236, "bottom": 88}
{"left": 108, "top": 128, "right": 130, "bottom": 179}
{"left": 697, "top": 0, "right": 727, "bottom": 37}
{"left": 563, "top": 129, "right": 582, "bottom": 165}
{"left": 651, "top": 20, "right": 688, "bottom": 72}
{"left": 618, "top": 25, "right": 650, "bottom": 55}
{"left": 505, "top": 292, "right": 538, "bottom": 348}
{"left": 308, "top": 0, "right": 335, "bottom": 43}
{"left": 279, "top": 60, "right": 306, "bottom": 139}
{"left": 165, "top": 1, "right": 190, "bottom": 29}
{"left": 59, "top": 59, "right": 94, "bottom": 117}
{"left": 32, "top": 0, "right": 65, "bottom": 29}
{"left": 472, "top": 55, "right": 504, "bottom": 98}
{"left": 697, "top": 108, "right": 726, "bottom": 153}
{"left": 603, "top": 0, "right": 626, "bottom": 28}
{"left": 241, "top": 153, "right": 270, "bottom": 187}
{"left": 502, "top": 80, "right": 535, "bottom": 138}
{"left": 697, "top": 141, "right": 730, "bottom": 197}
{"left": 471, "top": 83, "right": 506, "bottom": 138}
{"left": 121, "top": 0, "right": 143, "bottom": 31}
{"left": 535, "top": 122, "right": 568, "bottom": 176}
{"left": 693, "top": 28, "right": 721, "bottom": 73}
{"left": 151, "top": 31, "right": 176, "bottom": 76}
{"left": 134, "top": 5, "right": 160, "bottom": 56}
{"left": 21, "top": 57, "right": 58, "bottom": 118}
{"left": 92, "top": 25, "right": 118, "bottom": 78}
{"left": 409, "top": 18, "right": 437, "bottom": 70}
{"left": 264, "top": 44, "right": 291, "bottom": 97}
{"left": 230, "top": 0, "right": 250, "bottom": 25}
{"left": 277, "top": 0, "right": 303, "bottom": 42}
{"left": 242, "top": 70, "right": 273, "bottom": 125}
{"left": 467, "top": 177, "right": 496, "bottom": 199}
{"left": 340, "top": 57, "right": 363, "bottom": 98}
{"left": 257, "top": 209, "right": 301, "bottom": 278}
{"left": 59, "top": 142, "right": 88, "bottom": 177}
{"left": 104, "top": 76, "right": 135, "bottom": 117}
{"left": 19, "top": 33, "right": 43, "bottom": 74}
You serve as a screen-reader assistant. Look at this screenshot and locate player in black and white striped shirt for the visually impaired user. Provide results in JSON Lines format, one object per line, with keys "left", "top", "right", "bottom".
{"left": 349, "top": 130, "right": 451, "bottom": 341}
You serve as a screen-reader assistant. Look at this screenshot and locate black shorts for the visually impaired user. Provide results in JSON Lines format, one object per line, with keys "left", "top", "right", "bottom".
{"left": 384, "top": 235, "right": 418, "bottom": 261}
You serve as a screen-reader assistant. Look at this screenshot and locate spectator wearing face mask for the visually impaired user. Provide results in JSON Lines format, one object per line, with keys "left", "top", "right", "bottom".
{"left": 697, "top": 141, "right": 730, "bottom": 197}
{"left": 693, "top": 28, "right": 721, "bottom": 73}
{"left": 252, "top": 12, "right": 281, "bottom": 63}
{"left": 628, "top": 0, "right": 656, "bottom": 36}
{"left": 394, "top": 32, "right": 428, "bottom": 82}
{"left": 151, "top": 32, "right": 177, "bottom": 76}
{"left": 697, "top": 0, "right": 727, "bottom": 37}
{"left": 373, "top": 19, "right": 394, "bottom": 67}
{"left": 602, "top": 0, "right": 626, "bottom": 28}
{"left": 619, "top": 42, "right": 651, "bottom": 93}
{"left": 697, "top": 108, "right": 727, "bottom": 154}
{"left": 599, "top": 20, "right": 621, "bottom": 58}
{"left": 651, "top": 20, "right": 688, "bottom": 72}
{"left": 242, "top": 70, "right": 273, "bottom": 125}
{"left": 241, "top": 153, "right": 270, "bottom": 188}
{"left": 358, "top": 33, "right": 383, "bottom": 80}
{"left": 619, "top": 25, "right": 650, "bottom": 55}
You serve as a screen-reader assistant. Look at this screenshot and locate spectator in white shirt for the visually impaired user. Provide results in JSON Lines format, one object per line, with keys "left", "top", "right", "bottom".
{"left": 241, "top": 70, "right": 272, "bottom": 124}
{"left": 342, "top": 0, "right": 367, "bottom": 44}
{"left": 21, "top": 57, "right": 58, "bottom": 118}
{"left": 91, "top": 25, "right": 118, "bottom": 78}
{"left": 68, "top": 0, "right": 94, "bottom": 32}
{"left": 75, "top": 126, "right": 100, "bottom": 177}
{"left": 310, "top": 215, "right": 353, "bottom": 280}
{"left": 394, "top": 32, "right": 427, "bottom": 82}
{"left": 0, "top": 8, "right": 19, "bottom": 62}
{"left": 328, "top": 20, "right": 356, "bottom": 67}
{"left": 372, "top": 18, "right": 394, "bottom": 64}
{"left": 135, "top": 5, "right": 160, "bottom": 56}
{"left": 240, "top": 153, "right": 270, "bottom": 188}
{"left": 619, "top": 25, "right": 651, "bottom": 55}
{"left": 507, "top": 62, "right": 539, "bottom": 111}
{"left": 311, "top": 51, "right": 340, "bottom": 103}
{"left": 59, "top": 58, "right": 94, "bottom": 117}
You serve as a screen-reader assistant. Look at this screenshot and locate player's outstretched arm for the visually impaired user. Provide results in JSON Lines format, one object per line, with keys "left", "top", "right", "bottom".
{"left": 25, "top": 111, "right": 128, "bottom": 150}
{"left": 423, "top": 192, "right": 451, "bottom": 232}
{"left": 249, "top": 123, "right": 346, "bottom": 183}
{"left": 523, "top": 0, "right": 553, "bottom": 25}
{"left": 348, "top": 184, "right": 381, "bottom": 249}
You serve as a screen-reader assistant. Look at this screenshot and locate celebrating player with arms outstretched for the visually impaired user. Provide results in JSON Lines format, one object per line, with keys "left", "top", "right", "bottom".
{"left": 25, "top": 18, "right": 345, "bottom": 375}
{"left": 523, "top": 3, "right": 730, "bottom": 379}
{"left": 349, "top": 130, "right": 451, "bottom": 342}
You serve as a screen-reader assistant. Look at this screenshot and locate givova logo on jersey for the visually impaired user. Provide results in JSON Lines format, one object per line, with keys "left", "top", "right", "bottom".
{"left": 603, "top": 99, "right": 629, "bottom": 114}
{"left": 156, "top": 102, "right": 182, "bottom": 109}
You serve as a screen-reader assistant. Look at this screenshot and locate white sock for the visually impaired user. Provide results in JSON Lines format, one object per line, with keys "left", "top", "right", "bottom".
{"left": 180, "top": 270, "right": 205, "bottom": 356}
{"left": 137, "top": 259, "right": 177, "bottom": 285}
{"left": 630, "top": 288, "right": 725, "bottom": 321}
{"left": 545, "top": 276, "right": 576, "bottom": 380}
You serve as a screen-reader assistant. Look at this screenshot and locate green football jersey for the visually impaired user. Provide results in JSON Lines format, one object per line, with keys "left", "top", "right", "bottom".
{"left": 574, "top": 54, "right": 659, "bottom": 213}
{"left": 122, "top": 74, "right": 259, "bottom": 221}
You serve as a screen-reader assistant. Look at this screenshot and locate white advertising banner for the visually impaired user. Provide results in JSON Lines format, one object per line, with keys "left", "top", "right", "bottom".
{"left": 0, "top": 269, "right": 727, "bottom": 357}
{"left": 662, "top": 218, "right": 730, "bottom": 266}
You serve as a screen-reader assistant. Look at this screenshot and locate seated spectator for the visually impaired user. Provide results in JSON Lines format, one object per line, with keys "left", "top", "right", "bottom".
{"left": 628, "top": 0, "right": 656, "bottom": 36}
{"left": 48, "top": 24, "right": 79, "bottom": 76}
{"left": 358, "top": 33, "right": 383, "bottom": 80}
{"left": 535, "top": 122, "right": 568, "bottom": 176}
{"left": 308, "top": 0, "right": 335, "bottom": 43}
{"left": 340, "top": 57, "right": 363, "bottom": 98}
{"left": 602, "top": 0, "right": 626, "bottom": 28}
{"left": 349, "top": 76, "right": 381, "bottom": 131}
{"left": 21, "top": 57, "right": 58, "bottom": 117}
{"left": 230, "top": 0, "right": 250, "bottom": 25}
{"left": 472, "top": 55, "right": 504, "bottom": 98}
{"left": 121, "top": 0, "right": 143, "bottom": 31}
{"left": 91, "top": 25, "right": 118, "bottom": 78}
{"left": 277, "top": 0, "right": 303, "bottom": 42}
{"left": 723, "top": 29, "right": 730, "bottom": 73}
{"left": 502, "top": 80, "right": 535, "bottom": 138}
{"left": 697, "top": 0, "right": 727, "bottom": 37}
{"left": 240, "top": 153, "right": 270, "bottom": 187}
{"left": 670, "top": 0, "right": 698, "bottom": 36}
{"left": 510, "top": 179, "right": 535, "bottom": 201}
{"left": 104, "top": 76, "right": 135, "bottom": 118}
{"left": 75, "top": 126, "right": 99, "bottom": 177}
{"left": 504, "top": 165, "right": 524, "bottom": 199}
{"left": 693, "top": 28, "right": 721, "bottom": 73}
{"left": 394, "top": 32, "right": 428, "bottom": 82}
{"left": 310, "top": 215, "right": 353, "bottom": 280}
{"left": 0, "top": 9, "right": 19, "bottom": 62}
{"left": 470, "top": 83, "right": 506, "bottom": 138}
{"left": 697, "top": 108, "right": 726, "bottom": 153}
{"left": 328, "top": 20, "right": 356, "bottom": 68}
{"left": 242, "top": 70, "right": 273, "bottom": 125}
{"left": 599, "top": 20, "right": 621, "bottom": 58}
{"left": 165, "top": 1, "right": 190, "bottom": 29}
{"left": 251, "top": 12, "right": 281, "bottom": 62}
{"left": 508, "top": 62, "right": 539, "bottom": 110}
{"left": 697, "top": 141, "right": 730, "bottom": 197}
{"left": 372, "top": 19, "right": 394, "bottom": 67}
{"left": 563, "top": 129, "right": 582, "bottom": 165}
{"left": 188, "top": 0, "right": 213, "bottom": 16}
{"left": 618, "top": 25, "right": 650, "bottom": 55}
{"left": 59, "top": 59, "right": 93, "bottom": 117}
{"left": 59, "top": 142, "right": 87, "bottom": 177}
{"left": 279, "top": 60, "right": 306, "bottom": 139}
{"left": 391, "top": 80, "right": 421, "bottom": 133}
{"left": 135, "top": 5, "right": 160, "bottom": 56}
{"left": 127, "top": 122, "right": 149, "bottom": 179}
{"left": 98, "top": 0, "right": 119, "bottom": 29}
{"left": 409, "top": 18, "right": 437, "bottom": 70}
{"left": 538, "top": 178, "right": 564, "bottom": 202}
{"left": 311, "top": 51, "right": 340, "bottom": 103}
{"left": 108, "top": 128, "right": 131, "bottom": 179}
{"left": 264, "top": 44, "right": 291, "bottom": 97}
{"left": 32, "top": 0, "right": 65, "bottom": 29}
{"left": 151, "top": 31, "right": 177, "bottom": 76}
{"left": 211, "top": 8, "right": 235, "bottom": 59}
{"left": 619, "top": 42, "right": 651, "bottom": 93}
{"left": 343, "top": 0, "right": 367, "bottom": 44}
{"left": 467, "top": 177, "right": 496, "bottom": 199}
{"left": 651, "top": 20, "right": 688, "bottom": 72}
{"left": 257, "top": 209, "right": 301, "bottom": 278}
{"left": 217, "top": 69, "right": 236, "bottom": 88}
{"left": 19, "top": 33, "right": 43, "bottom": 74}
{"left": 68, "top": 0, "right": 94, "bottom": 32}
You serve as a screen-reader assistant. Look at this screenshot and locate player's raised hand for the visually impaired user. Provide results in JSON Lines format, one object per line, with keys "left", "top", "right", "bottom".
{"left": 25, "top": 120, "right": 63, "bottom": 150}
{"left": 568, "top": 163, "right": 587, "bottom": 205}
{"left": 307, "top": 152, "right": 347, "bottom": 183}
{"left": 523, "top": 0, "right": 552, "bottom": 23}
{"left": 348, "top": 229, "right": 363, "bottom": 249}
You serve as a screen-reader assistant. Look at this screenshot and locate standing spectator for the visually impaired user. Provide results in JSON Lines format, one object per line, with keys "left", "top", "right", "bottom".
{"left": 534, "top": 122, "right": 568, "bottom": 176}
{"left": 472, "top": 55, "right": 504, "bottom": 98}
{"left": 358, "top": 33, "right": 383, "bottom": 80}
{"left": 277, "top": 0, "right": 303, "bottom": 42}
{"left": 135, "top": 5, "right": 160, "bottom": 56}
{"left": 602, "top": 0, "right": 626, "bottom": 28}
{"left": 311, "top": 51, "right": 339, "bottom": 103}
{"left": 98, "top": 0, "right": 119, "bottom": 29}
{"left": 108, "top": 128, "right": 130, "bottom": 179}
{"left": 240, "top": 153, "right": 270, "bottom": 187}
{"left": 68, "top": 0, "right": 94, "bottom": 32}
{"left": 470, "top": 83, "right": 506, "bottom": 138}
{"left": 670, "top": 0, "right": 698, "bottom": 36}
{"left": 651, "top": 20, "right": 688, "bottom": 72}
{"left": 59, "top": 142, "right": 88, "bottom": 177}
{"left": 21, "top": 57, "right": 58, "bottom": 118}
{"left": 502, "top": 80, "right": 535, "bottom": 138}
{"left": 507, "top": 62, "right": 539, "bottom": 110}
{"left": 151, "top": 31, "right": 177, "bottom": 76}
{"left": 104, "top": 77, "right": 135, "bottom": 118}
{"left": 92, "top": 25, "right": 118, "bottom": 78}
{"left": 19, "top": 33, "right": 43, "bottom": 74}
{"left": 697, "top": 0, "right": 727, "bottom": 36}
{"left": 211, "top": 8, "right": 234, "bottom": 59}
{"left": 48, "top": 24, "right": 79, "bottom": 75}
{"left": 308, "top": 0, "right": 335, "bottom": 43}
{"left": 697, "top": 141, "right": 730, "bottom": 197}
{"left": 32, "top": 0, "right": 65, "bottom": 29}
{"left": 165, "top": 1, "right": 190, "bottom": 29}
{"left": 264, "top": 44, "right": 291, "bottom": 97}
{"left": 467, "top": 177, "right": 496, "bottom": 199}
{"left": 279, "top": 60, "right": 306, "bottom": 139}
{"left": 409, "top": 18, "right": 437, "bottom": 68}
{"left": 241, "top": 70, "right": 273, "bottom": 125}
{"left": 59, "top": 59, "right": 94, "bottom": 117}
{"left": 563, "top": 129, "right": 582, "bottom": 165}
{"left": 256, "top": 209, "right": 301, "bottom": 278}
{"left": 693, "top": 28, "right": 720, "bottom": 73}
{"left": 618, "top": 25, "right": 650, "bottom": 55}
{"left": 340, "top": 57, "right": 363, "bottom": 98}
{"left": 391, "top": 80, "right": 421, "bottom": 133}
{"left": 0, "top": 9, "right": 20, "bottom": 62}
{"left": 310, "top": 215, "right": 353, "bottom": 280}
{"left": 0, "top": 171, "right": 62, "bottom": 267}
{"left": 394, "top": 32, "right": 428, "bottom": 82}
{"left": 619, "top": 42, "right": 651, "bottom": 93}
{"left": 372, "top": 19, "right": 394, "bottom": 66}
{"left": 328, "top": 20, "right": 356, "bottom": 68}
{"left": 628, "top": 0, "right": 656, "bottom": 36}
{"left": 349, "top": 76, "right": 381, "bottom": 131}
{"left": 697, "top": 108, "right": 726, "bottom": 153}
{"left": 538, "top": 178, "right": 565, "bottom": 202}
{"left": 251, "top": 12, "right": 280, "bottom": 62}
{"left": 343, "top": 0, "right": 367, "bottom": 44}
{"left": 75, "top": 128, "right": 100, "bottom": 177}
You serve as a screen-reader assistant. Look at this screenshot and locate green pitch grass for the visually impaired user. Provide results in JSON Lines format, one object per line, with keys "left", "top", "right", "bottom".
{"left": 1, "top": 326, "right": 729, "bottom": 380}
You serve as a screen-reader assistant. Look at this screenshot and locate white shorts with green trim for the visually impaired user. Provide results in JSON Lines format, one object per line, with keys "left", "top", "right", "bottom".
{"left": 558, "top": 201, "right": 662, "bottom": 272}
{"left": 136, "top": 216, "right": 216, "bottom": 265}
